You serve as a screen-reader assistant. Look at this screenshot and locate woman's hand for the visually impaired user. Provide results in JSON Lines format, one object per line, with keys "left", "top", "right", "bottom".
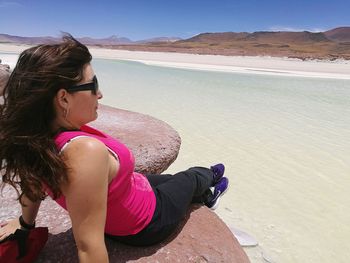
{"left": 0, "top": 194, "right": 41, "bottom": 242}
{"left": 0, "top": 217, "right": 21, "bottom": 241}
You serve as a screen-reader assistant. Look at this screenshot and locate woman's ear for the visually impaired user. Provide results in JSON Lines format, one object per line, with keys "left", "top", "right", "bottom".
{"left": 55, "top": 88, "right": 70, "bottom": 108}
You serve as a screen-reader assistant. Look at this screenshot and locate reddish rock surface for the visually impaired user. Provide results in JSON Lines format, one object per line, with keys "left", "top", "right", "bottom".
{"left": 0, "top": 103, "right": 249, "bottom": 262}
{"left": 0, "top": 62, "right": 10, "bottom": 96}
{"left": 34, "top": 205, "right": 249, "bottom": 263}
{"left": 1, "top": 185, "right": 249, "bottom": 263}
{"left": 90, "top": 104, "right": 181, "bottom": 174}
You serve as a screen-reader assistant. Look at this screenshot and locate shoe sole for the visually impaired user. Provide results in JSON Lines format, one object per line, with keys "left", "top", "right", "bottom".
{"left": 209, "top": 181, "right": 229, "bottom": 210}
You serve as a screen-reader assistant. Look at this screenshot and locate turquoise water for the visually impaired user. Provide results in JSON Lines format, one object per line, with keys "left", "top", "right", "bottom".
{"left": 92, "top": 59, "right": 350, "bottom": 263}
{"left": 2, "top": 53, "right": 350, "bottom": 262}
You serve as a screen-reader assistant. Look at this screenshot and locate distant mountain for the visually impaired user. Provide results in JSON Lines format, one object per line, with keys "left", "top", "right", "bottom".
{"left": 182, "top": 31, "right": 330, "bottom": 44}
{"left": 126, "top": 27, "right": 350, "bottom": 60}
{"left": 1, "top": 27, "right": 349, "bottom": 60}
{"left": 181, "top": 32, "right": 249, "bottom": 43}
{"left": 2, "top": 27, "right": 349, "bottom": 46}
{"left": 324, "top": 27, "right": 350, "bottom": 42}
{"left": 246, "top": 31, "right": 330, "bottom": 43}
{"left": 136, "top": 37, "right": 182, "bottom": 44}
{"left": 0, "top": 34, "right": 133, "bottom": 45}
{"left": 0, "top": 34, "right": 58, "bottom": 44}
{"left": 0, "top": 34, "right": 180, "bottom": 45}
{"left": 76, "top": 35, "right": 132, "bottom": 45}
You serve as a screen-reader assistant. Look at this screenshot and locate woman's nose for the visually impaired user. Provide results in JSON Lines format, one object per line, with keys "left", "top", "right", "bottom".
{"left": 97, "top": 89, "right": 103, "bottom": 99}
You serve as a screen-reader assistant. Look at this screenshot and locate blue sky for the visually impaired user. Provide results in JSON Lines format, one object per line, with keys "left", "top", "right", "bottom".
{"left": 0, "top": 0, "right": 349, "bottom": 40}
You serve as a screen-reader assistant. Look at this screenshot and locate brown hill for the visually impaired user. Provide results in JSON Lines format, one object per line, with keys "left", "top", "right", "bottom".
{"left": 324, "top": 27, "right": 350, "bottom": 42}
{"left": 180, "top": 31, "right": 330, "bottom": 45}
{"left": 1, "top": 27, "right": 350, "bottom": 60}
{"left": 141, "top": 30, "right": 343, "bottom": 60}
{"left": 246, "top": 31, "right": 330, "bottom": 43}
{"left": 181, "top": 32, "right": 249, "bottom": 43}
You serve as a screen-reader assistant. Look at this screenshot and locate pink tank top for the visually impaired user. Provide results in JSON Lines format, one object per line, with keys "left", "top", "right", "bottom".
{"left": 47, "top": 125, "right": 156, "bottom": 236}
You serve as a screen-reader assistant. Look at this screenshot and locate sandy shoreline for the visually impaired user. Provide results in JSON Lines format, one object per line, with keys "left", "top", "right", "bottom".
{"left": 1, "top": 43, "right": 349, "bottom": 79}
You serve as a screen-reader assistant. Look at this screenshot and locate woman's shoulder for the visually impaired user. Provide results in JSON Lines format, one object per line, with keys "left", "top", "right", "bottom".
{"left": 61, "top": 136, "right": 109, "bottom": 162}
{"left": 59, "top": 136, "right": 111, "bottom": 202}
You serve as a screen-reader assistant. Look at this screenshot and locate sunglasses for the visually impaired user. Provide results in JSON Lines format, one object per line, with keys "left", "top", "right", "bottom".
{"left": 66, "top": 75, "right": 99, "bottom": 94}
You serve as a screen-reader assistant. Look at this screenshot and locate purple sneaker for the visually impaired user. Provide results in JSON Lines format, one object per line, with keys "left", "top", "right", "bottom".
{"left": 210, "top": 163, "right": 225, "bottom": 184}
{"left": 205, "top": 177, "right": 229, "bottom": 210}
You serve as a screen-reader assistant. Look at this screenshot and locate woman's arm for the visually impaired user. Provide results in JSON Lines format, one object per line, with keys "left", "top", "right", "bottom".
{"left": 0, "top": 195, "right": 41, "bottom": 241}
{"left": 61, "top": 137, "right": 110, "bottom": 263}
{"left": 21, "top": 194, "right": 41, "bottom": 225}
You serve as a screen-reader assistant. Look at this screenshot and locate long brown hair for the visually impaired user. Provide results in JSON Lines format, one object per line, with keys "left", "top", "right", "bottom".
{"left": 0, "top": 34, "right": 92, "bottom": 203}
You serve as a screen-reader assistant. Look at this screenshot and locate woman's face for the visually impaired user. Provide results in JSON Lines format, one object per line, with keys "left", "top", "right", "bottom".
{"left": 65, "top": 63, "right": 103, "bottom": 128}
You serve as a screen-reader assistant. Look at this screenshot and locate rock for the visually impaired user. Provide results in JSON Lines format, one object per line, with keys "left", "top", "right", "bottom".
{"left": 1, "top": 185, "right": 249, "bottom": 263}
{"left": 0, "top": 63, "right": 10, "bottom": 96}
{"left": 0, "top": 64, "right": 10, "bottom": 71}
{"left": 32, "top": 204, "right": 249, "bottom": 263}
{"left": 90, "top": 104, "right": 181, "bottom": 174}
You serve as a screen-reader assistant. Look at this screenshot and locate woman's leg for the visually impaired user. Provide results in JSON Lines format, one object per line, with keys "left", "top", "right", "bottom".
{"left": 152, "top": 167, "right": 214, "bottom": 227}
{"left": 145, "top": 174, "right": 173, "bottom": 187}
{"left": 146, "top": 171, "right": 213, "bottom": 204}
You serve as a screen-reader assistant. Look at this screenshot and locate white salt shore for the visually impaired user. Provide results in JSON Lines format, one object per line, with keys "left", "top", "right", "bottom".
{"left": 0, "top": 43, "right": 349, "bottom": 79}
{"left": 89, "top": 48, "right": 350, "bottom": 80}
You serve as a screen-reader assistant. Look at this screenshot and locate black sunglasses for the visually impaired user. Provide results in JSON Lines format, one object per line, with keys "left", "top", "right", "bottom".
{"left": 66, "top": 75, "right": 99, "bottom": 94}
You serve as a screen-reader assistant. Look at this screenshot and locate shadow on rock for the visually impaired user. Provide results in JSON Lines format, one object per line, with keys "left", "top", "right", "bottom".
{"left": 35, "top": 207, "right": 194, "bottom": 263}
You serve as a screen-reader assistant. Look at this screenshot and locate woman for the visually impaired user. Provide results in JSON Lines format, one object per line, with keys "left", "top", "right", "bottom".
{"left": 0, "top": 35, "right": 229, "bottom": 262}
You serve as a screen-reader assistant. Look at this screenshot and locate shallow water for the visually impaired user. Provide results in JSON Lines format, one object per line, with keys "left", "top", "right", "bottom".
{"left": 92, "top": 59, "right": 350, "bottom": 263}
{"left": 2, "top": 53, "right": 350, "bottom": 262}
